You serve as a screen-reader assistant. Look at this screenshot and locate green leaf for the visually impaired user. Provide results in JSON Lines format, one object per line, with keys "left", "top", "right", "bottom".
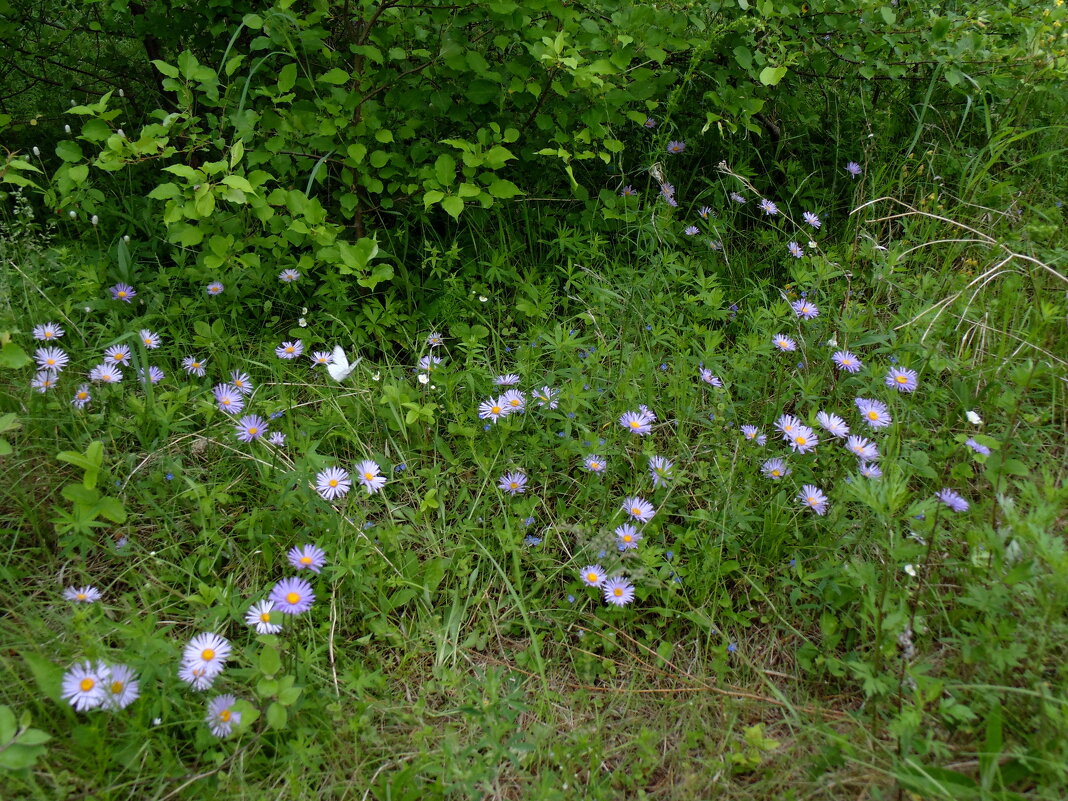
{"left": 151, "top": 59, "right": 179, "bottom": 78}
{"left": 169, "top": 223, "right": 204, "bottom": 247}
{"left": 0, "top": 342, "right": 31, "bottom": 369}
{"left": 423, "top": 189, "right": 444, "bottom": 208}
{"left": 345, "top": 143, "right": 367, "bottom": 164}
{"left": 95, "top": 496, "right": 127, "bottom": 523}
{"left": 259, "top": 646, "right": 281, "bottom": 677}
{"left": 758, "top": 66, "right": 788, "bottom": 86}
{"left": 336, "top": 237, "right": 380, "bottom": 275}
{"left": 55, "top": 141, "right": 83, "bottom": 162}
{"left": 488, "top": 179, "right": 522, "bottom": 198}
{"left": 318, "top": 68, "right": 349, "bottom": 85}
{"left": 21, "top": 653, "right": 62, "bottom": 702}
{"left": 357, "top": 262, "right": 393, "bottom": 290}
{"left": 222, "top": 175, "right": 254, "bottom": 193}
{"left": 266, "top": 701, "right": 287, "bottom": 729}
{"left": 880, "top": 6, "right": 897, "bottom": 24}
{"left": 0, "top": 706, "right": 15, "bottom": 741}
{"left": 277, "top": 685, "right": 302, "bottom": 706}
{"left": 441, "top": 195, "right": 464, "bottom": 219}
{"left": 0, "top": 744, "right": 47, "bottom": 770}
{"left": 277, "top": 63, "right": 297, "bottom": 93}
{"left": 67, "top": 164, "right": 89, "bottom": 185}
{"left": 434, "top": 154, "right": 456, "bottom": 186}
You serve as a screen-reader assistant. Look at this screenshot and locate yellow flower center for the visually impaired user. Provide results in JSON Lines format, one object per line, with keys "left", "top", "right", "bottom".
{"left": 117, "top": 291, "right": 127, "bottom": 298}
{"left": 285, "top": 346, "right": 294, "bottom": 353}
{"left": 110, "top": 681, "right": 124, "bottom": 694}
{"left": 222, "top": 398, "right": 231, "bottom": 405}
{"left": 80, "top": 677, "right": 95, "bottom": 692}
{"left": 586, "top": 572, "right": 598, "bottom": 583}
{"left": 632, "top": 507, "right": 641, "bottom": 515}
{"left": 808, "top": 496, "right": 817, "bottom": 505}
{"left": 868, "top": 411, "right": 879, "bottom": 420}
{"left": 219, "top": 709, "right": 231, "bottom": 722}
{"left": 590, "top": 462, "right": 599, "bottom": 469}
{"left": 76, "top": 592, "right": 87, "bottom": 600}
{"left": 796, "top": 436, "right": 806, "bottom": 446}
{"left": 622, "top": 535, "right": 632, "bottom": 543}
{"left": 202, "top": 648, "right": 215, "bottom": 661}
{"left": 613, "top": 588, "right": 623, "bottom": 597}
{"left": 248, "top": 427, "right": 259, "bottom": 435}
{"left": 771, "top": 470, "right": 781, "bottom": 477}
{"left": 44, "top": 332, "right": 53, "bottom": 338}
{"left": 509, "top": 482, "right": 518, "bottom": 489}
{"left": 364, "top": 472, "right": 374, "bottom": 480}
{"left": 491, "top": 405, "right": 501, "bottom": 415}
{"left": 328, "top": 479, "right": 338, "bottom": 487}
{"left": 510, "top": 399, "right": 519, "bottom": 406}
{"left": 78, "top": 392, "right": 88, "bottom": 399}
{"left": 300, "top": 556, "right": 312, "bottom": 565}
{"left": 286, "top": 592, "right": 300, "bottom": 604}
{"left": 260, "top": 612, "right": 271, "bottom": 622}
{"left": 46, "top": 358, "right": 55, "bottom": 365}
{"left": 629, "top": 420, "right": 640, "bottom": 428}
{"left": 896, "top": 375, "right": 908, "bottom": 383}
{"left": 143, "top": 338, "right": 151, "bottom": 345}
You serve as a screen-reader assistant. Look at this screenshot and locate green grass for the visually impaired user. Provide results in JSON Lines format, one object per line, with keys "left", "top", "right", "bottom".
{"left": 1, "top": 165, "right": 1067, "bottom": 800}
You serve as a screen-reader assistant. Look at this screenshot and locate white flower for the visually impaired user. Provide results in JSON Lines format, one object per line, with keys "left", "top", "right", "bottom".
{"left": 965, "top": 410, "right": 983, "bottom": 426}
{"left": 417, "top": 373, "right": 429, "bottom": 385}
{"left": 371, "top": 371, "right": 381, "bottom": 381}
{"left": 903, "top": 564, "right": 917, "bottom": 577}
{"left": 298, "top": 317, "right": 307, "bottom": 327}
{"left": 478, "top": 295, "right": 488, "bottom": 302}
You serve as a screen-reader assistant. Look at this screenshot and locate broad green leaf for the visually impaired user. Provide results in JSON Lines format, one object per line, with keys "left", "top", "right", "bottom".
{"left": 151, "top": 59, "right": 179, "bottom": 78}
{"left": 259, "top": 646, "right": 281, "bottom": 676}
{"left": 441, "top": 195, "right": 464, "bottom": 219}
{"left": 266, "top": 702, "right": 287, "bottom": 729}
{"left": 277, "top": 63, "right": 297, "bottom": 93}
{"left": 488, "top": 178, "right": 522, "bottom": 198}
{"left": 758, "top": 66, "right": 787, "bottom": 86}
{"left": 55, "top": 141, "right": 83, "bottom": 162}
{"left": 318, "top": 68, "right": 349, "bottom": 84}
{"left": 0, "top": 343, "right": 31, "bottom": 369}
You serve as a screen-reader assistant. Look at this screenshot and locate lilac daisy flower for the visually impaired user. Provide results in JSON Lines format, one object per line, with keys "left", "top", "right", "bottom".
{"left": 775, "top": 414, "right": 802, "bottom": 439}
{"left": 72, "top": 384, "right": 92, "bottom": 409}
{"left": 498, "top": 471, "right": 527, "bottom": 495}
{"left": 791, "top": 300, "right": 819, "bottom": 319}
{"left": 279, "top": 268, "right": 300, "bottom": 283}
{"left": 288, "top": 543, "right": 327, "bottom": 574}
{"left": 182, "top": 356, "right": 207, "bottom": 376}
{"left": 583, "top": 455, "right": 607, "bottom": 473}
{"left": 580, "top": 565, "right": 606, "bottom": 587}
{"left": 206, "top": 281, "right": 224, "bottom": 296}
{"left": 789, "top": 425, "right": 818, "bottom": 454}
{"left": 183, "top": 632, "right": 231, "bottom": 677}
{"left": 110, "top": 283, "right": 136, "bottom": 302}
{"left": 761, "top": 458, "right": 790, "bottom": 480}
{"left": 178, "top": 662, "right": 216, "bottom": 691}
{"left": 620, "top": 185, "right": 637, "bottom": 197}
{"left": 845, "top": 161, "right": 862, "bottom": 178}
{"left": 615, "top": 523, "right": 642, "bottom": 550}
{"left": 61, "top": 662, "right": 106, "bottom": 711}
{"left": 533, "top": 386, "right": 558, "bottom": 409}
{"left": 772, "top": 334, "right": 796, "bottom": 352}
{"left": 276, "top": 340, "right": 303, "bottom": 359}
{"left": 500, "top": 389, "right": 525, "bottom": 413}
{"left": 698, "top": 206, "right": 712, "bottom": 219}
{"left": 267, "top": 431, "right": 286, "bottom": 446}
{"left": 30, "top": 370, "right": 58, "bottom": 392}
{"left": 659, "top": 183, "right": 678, "bottom": 206}
{"left": 798, "top": 485, "right": 829, "bottom": 515}
{"left": 235, "top": 414, "right": 267, "bottom": 442}
{"left": 311, "top": 351, "right": 333, "bottom": 367}
{"left": 885, "top": 367, "right": 918, "bottom": 393}
{"left": 788, "top": 242, "right": 804, "bottom": 259}
{"left": 845, "top": 435, "right": 879, "bottom": 461}
{"left": 494, "top": 374, "right": 521, "bottom": 386}
{"left": 965, "top": 438, "right": 990, "bottom": 456}
{"left": 206, "top": 694, "right": 241, "bottom": 737}
{"left": 478, "top": 396, "right": 509, "bottom": 423}
{"left": 648, "top": 455, "right": 674, "bottom": 487}
{"left": 427, "top": 332, "right": 444, "bottom": 347}
{"left": 356, "top": 460, "right": 387, "bottom": 494}
{"left": 832, "top": 351, "right": 863, "bottom": 373}
{"left": 418, "top": 354, "right": 443, "bottom": 371}
{"left": 213, "top": 384, "right": 245, "bottom": 414}
{"left": 270, "top": 577, "right": 315, "bottom": 615}
{"left": 759, "top": 198, "right": 779, "bottom": 216}
{"left": 730, "top": 191, "right": 746, "bottom": 204}
{"left": 684, "top": 225, "right": 699, "bottom": 236}
{"left": 855, "top": 397, "right": 892, "bottom": 429}
{"left": 245, "top": 600, "right": 282, "bottom": 635}
{"left": 620, "top": 410, "right": 653, "bottom": 436}
{"left": 666, "top": 140, "right": 685, "bottom": 154}
{"left": 643, "top": 117, "right": 656, "bottom": 128}
{"left": 739, "top": 425, "right": 761, "bottom": 442}
{"left": 89, "top": 364, "right": 122, "bottom": 384}
{"left": 137, "top": 366, "right": 164, "bottom": 385}
{"left": 229, "top": 371, "right": 253, "bottom": 395}
{"left": 803, "top": 211, "right": 822, "bottom": 229}
{"left": 104, "top": 344, "right": 132, "bottom": 365}
{"left": 622, "top": 496, "right": 655, "bottom": 523}
{"left": 138, "top": 329, "right": 161, "bottom": 349}
{"left": 101, "top": 663, "right": 139, "bottom": 710}
{"left": 315, "top": 466, "right": 351, "bottom": 500}
{"left": 936, "top": 488, "right": 969, "bottom": 513}
{"left": 699, "top": 368, "right": 722, "bottom": 387}
{"left": 64, "top": 585, "right": 101, "bottom": 603}
{"left": 816, "top": 411, "right": 849, "bottom": 438}
{"left": 33, "top": 322, "right": 64, "bottom": 341}
{"left": 602, "top": 577, "right": 636, "bottom": 606}
{"left": 859, "top": 462, "right": 883, "bottom": 479}
{"left": 35, "top": 347, "right": 69, "bottom": 372}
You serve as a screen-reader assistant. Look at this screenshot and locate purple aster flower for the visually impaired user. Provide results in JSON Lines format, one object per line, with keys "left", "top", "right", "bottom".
{"left": 741, "top": 424, "right": 762, "bottom": 442}
{"left": 788, "top": 242, "right": 804, "bottom": 258}
{"left": 35, "top": 346, "right": 69, "bottom": 372}
{"left": 798, "top": 484, "right": 829, "bottom": 515}
{"left": 615, "top": 523, "right": 642, "bottom": 550}
{"left": 803, "top": 211, "right": 822, "bottom": 229}
{"left": 859, "top": 462, "right": 882, "bottom": 479}
{"left": 355, "top": 460, "right": 386, "bottom": 494}
{"left": 269, "top": 576, "right": 315, "bottom": 615}
{"left": 64, "top": 585, "right": 101, "bottom": 603}
{"left": 104, "top": 344, "right": 131, "bottom": 365}
{"left": 791, "top": 299, "right": 819, "bottom": 319}
{"left": 276, "top": 340, "right": 303, "bottom": 359}
{"left": 32, "top": 322, "right": 64, "bottom": 341}
{"left": 684, "top": 225, "right": 699, "bottom": 236}
{"left": 620, "top": 410, "right": 654, "bottom": 435}
{"left": 267, "top": 431, "right": 286, "bottom": 446}
{"left": 229, "top": 371, "right": 253, "bottom": 396}
{"left": 178, "top": 662, "right": 216, "bottom": 691}
{"left": 789, "top": 425, "right": 818, "bottom": 454}
{"left": 315, "top": 466, "right": 351, "bottom": 500}
{"left": 246, "top": 600, "right": 282, "bottom": 634}
{"left": 427, "top": 332, "right": 444, "bottom": 347}
{"left": 206, "top": 281, "right": 224, "bottom": 296}
{"left": 761, "top": 458, "right": 790, "bottom": 479}
{"left": 936, "top": 488, "right": 969, "bottom": 513}
{"left": 182, "top": 356, "right": 207, "bottom": 376}
{"left": 602, "top": 577, "right": 636, "bottom": 606}
{"left": 698, "top": 206, "right": 712, "bottom": 219}
{"left": 206, "top": 694, "right": 240, "bottom": 737}
{"left": 498, "top": 471, "right": 527, "bottom": 495}
{"left": 533, "top": 386, "right": 558, "bottom": 409}
{"left": 72, "top": 384, "right": 92, "bottom": 409}
{"left": 137, "top": 365, "right": 164, "bottom": 385}
{"left": 101, "top": 663, "right": 139, "bottom": 710}
{"left": 773, "top": 334, "right": 796, "bottom": 352}
{"left": 288, "top": 543, "right": 327, "bottom": 573}
{"left": 759, "top": 198, "right": 779, "bottom": 216}
{"left": 110, "top": 283, "right": 136, "bottom": 302}
{"left": 730, "top": 192, "right": 746, "bottom": 204}
{"left": 666, "top": 140, "right": 685, "bottom": 154}
{"left": 659, "top": 184, "right": 678, "bottom": 206}
{"left": 310, "top": 350, "right": 331, "bottom": 367}
{"left": 61, "top": 662, "right": 106, "bottom": 711}
{"left": 816, "top": 411, "right": 849, "bottom": 438}
{"left": 622, "top": 496, "right": 655, "bottom": 522}
{"left": 855, "top": 397, "right": 892, "bottom": 429}
{"left": 845, "top": 435, "right": 879, "bottom": 461}
{"left": 500, "top": 389, "right": 525, "bottom": 413}
{"left": 583, "top": 455, "right": 607, "bottom": 473}
{"left": 643, "top": 116, "right": 656, "bottom": 128}
{"left": 213, "top": 383, "right": 245, "bottom": 414}
{"left": 832, "top": 351, "right": 863, "bottom": 373}
{"left": 620, "top": 185, "right": 637, "bottom": 197}
{"left": 885, "top": 367, "right": 918, "bottom": 393}
{"left": 182, "top": 632, "right": 231, "bottom": 677}
{"left": 700, "top": 368, "right": 723, "bottom": 387}
{"left": 580, "top": 564, "right": 606, "bottom": 587}
{"left": 775, "top": 414, "right": 802, "bottom": 440}
{"left": 418, "top": 354, "right": 443, "bottom": 371}
{"left": 965, "top": 438, "right": 990, "bottom": 456}
{"left": 30, "top": 369, "right": 58, "bottom": 392}
{"left": 648, "top": 455, "right": 674, "bottom": 487}
{"left": 846, "top": 161, "right": 862, "bottom": 178}
{"left": 89, "top": 364, "right": 122, "bottom": 384}
{"left": 279, "top": 268, "right": 300, "bottom": 283}
{"left": 478, "top": 396, "right": 509, "bottom": 423}
{"left": 138, "top": 329, "right": 161, "bottom": 349}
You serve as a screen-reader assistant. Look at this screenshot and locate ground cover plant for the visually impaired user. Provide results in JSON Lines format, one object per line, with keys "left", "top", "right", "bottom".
{"left": 2, "top": 1, "right": 1068, "bottom": 799}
